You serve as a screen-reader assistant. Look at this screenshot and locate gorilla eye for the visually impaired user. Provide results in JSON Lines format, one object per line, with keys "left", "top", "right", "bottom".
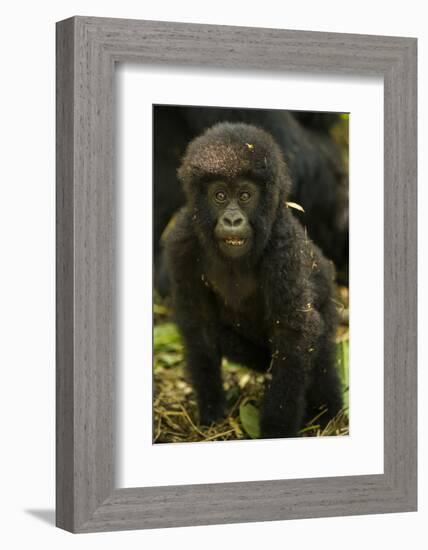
{"left": 239, "top": 191, "right": 251, "bottom": 202}
{"left": 215, "top": 191, "right": 227, "bottom": 202}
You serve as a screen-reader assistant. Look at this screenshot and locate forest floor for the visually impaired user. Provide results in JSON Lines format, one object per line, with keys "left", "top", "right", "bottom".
{"left": 153, "top": 286, "right": 349, "bottom": 444}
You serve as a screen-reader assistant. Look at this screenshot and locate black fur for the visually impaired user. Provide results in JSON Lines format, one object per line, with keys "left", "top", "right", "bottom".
{"left": 165, "top": 123, "right": 342, "bottom": 438}
{"left": 154, "top": 106, "right": 348, "bottom": 296}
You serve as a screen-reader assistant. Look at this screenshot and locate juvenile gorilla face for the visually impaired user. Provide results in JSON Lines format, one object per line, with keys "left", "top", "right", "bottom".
{"left": 178, "top": 123, "right": 290, "bottom": 263}
{"left": 208, "top": 178, "right": 260, "bottom": 259}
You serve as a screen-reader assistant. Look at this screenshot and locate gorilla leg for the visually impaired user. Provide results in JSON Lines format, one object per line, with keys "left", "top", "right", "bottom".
{"left": 305, "top": 338, "right": 343, "bottom": 428}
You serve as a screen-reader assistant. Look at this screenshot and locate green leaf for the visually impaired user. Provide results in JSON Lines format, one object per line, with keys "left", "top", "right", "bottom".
{"left": 239, "top": 402, "right": 261, "bottom": 439}
{"left": 336, "top": 339, "right": 349, "bottom": 410}
{"left": 153, "top": 303, "right": 169, "bottom": 316}
{"left": 154, "top": 323, "right": 182, "bottom": 353}
{"left": 156, "top": 352, "right": 181, "bottom": 367}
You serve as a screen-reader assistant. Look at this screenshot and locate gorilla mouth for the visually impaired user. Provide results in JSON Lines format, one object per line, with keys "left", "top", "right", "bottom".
{"left": 224, "top": 237, "right": 246, "bottom": 247}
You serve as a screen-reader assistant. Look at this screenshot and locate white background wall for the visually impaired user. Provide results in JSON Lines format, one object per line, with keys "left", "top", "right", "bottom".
{"left": 0, "top": 1, "right": 424, "bottom": 548}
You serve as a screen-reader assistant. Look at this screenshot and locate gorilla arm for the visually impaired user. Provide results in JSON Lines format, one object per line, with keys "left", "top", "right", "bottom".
{"left": 259, "top": 218, "right": 323, "bottom": 437}
{"left": 165, "top": 209, "right": 226, "bottom": 425}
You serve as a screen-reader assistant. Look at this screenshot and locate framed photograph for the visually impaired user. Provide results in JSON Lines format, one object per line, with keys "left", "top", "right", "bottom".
{"left": 56, "top": 16, "right": 417, "bottom": 532}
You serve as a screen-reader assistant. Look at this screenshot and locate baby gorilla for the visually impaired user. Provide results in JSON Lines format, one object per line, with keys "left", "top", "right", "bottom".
{"left": 165, "top": 122, "right": 342, "bottom": 438}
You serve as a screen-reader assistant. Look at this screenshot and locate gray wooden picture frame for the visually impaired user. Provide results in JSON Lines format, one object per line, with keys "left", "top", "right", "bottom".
{"left": 56, "top": 16, "right": 417, "bottom": 533}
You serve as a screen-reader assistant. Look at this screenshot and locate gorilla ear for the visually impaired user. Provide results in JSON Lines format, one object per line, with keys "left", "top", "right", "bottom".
{"left": 177, "top": 161, "right": 197, "bottom": 198}
{"left": 176, "top": 163, "right": 185, "bottom": 185}
{"left": 176, "top": 160, "right": 193, "bottom": 195}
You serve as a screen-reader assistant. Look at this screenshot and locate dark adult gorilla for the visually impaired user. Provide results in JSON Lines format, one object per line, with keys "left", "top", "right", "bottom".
{"left": 154, "top": 106, "right": 348, "bottom": 294}
{"left": 165, "top": 123, "right": 342, "bottom": 438}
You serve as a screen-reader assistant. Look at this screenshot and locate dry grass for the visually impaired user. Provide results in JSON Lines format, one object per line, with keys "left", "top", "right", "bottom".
{"left": 154, "top": 362, "right": 266, "bottom": 443}
{"left": 153, "top": 285, "right": 349, "bottom": 444}
{"left": 153, "top": 361, "right": 349, "bottom": 444}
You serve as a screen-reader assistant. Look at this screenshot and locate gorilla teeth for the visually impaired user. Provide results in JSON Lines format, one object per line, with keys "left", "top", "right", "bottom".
{"left": 224, "top": 238, "right": 245, "bottom": 246}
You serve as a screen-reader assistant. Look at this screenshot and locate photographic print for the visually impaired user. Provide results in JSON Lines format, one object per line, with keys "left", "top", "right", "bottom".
{"left": 153, "top": 105, "right": 349, "bottom": 443}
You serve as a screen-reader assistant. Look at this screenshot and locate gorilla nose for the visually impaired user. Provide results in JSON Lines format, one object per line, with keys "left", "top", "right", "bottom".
{"left": 223, "top": 212, "right": 244, "bottom": 227}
